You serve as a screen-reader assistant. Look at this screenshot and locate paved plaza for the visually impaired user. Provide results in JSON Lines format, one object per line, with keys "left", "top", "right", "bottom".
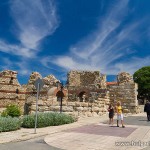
{"left": 45, "top": 113, "right": 150, "bottom": 150}
{"left": 0, "top": 112, "right": 150, "bottom": 150}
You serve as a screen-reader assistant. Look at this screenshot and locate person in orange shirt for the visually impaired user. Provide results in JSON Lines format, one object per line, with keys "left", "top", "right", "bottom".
{"left": 116, "top": 101, "right": 125, "bottom": 128}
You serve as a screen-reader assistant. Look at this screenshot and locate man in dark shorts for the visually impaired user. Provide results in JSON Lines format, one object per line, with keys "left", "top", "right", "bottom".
{"left": 144, "top": 100, "right": 150, "bottom": 121}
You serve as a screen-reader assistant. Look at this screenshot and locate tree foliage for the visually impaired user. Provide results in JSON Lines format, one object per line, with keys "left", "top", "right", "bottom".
{"left": 133, "top": 66, "right": 150, "bottom": 99}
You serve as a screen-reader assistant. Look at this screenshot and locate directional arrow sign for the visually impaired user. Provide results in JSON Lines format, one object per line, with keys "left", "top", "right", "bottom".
{"left": 34, "top": 78, "right": 44, "bottom": 91}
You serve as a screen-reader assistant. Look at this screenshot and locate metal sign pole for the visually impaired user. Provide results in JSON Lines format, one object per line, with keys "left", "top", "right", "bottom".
{"left": 34, "top": 83, "right": 40, "bottom": 134}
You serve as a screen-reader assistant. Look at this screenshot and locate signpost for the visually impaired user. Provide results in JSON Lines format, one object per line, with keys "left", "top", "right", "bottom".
{"left": 34, "top": 78, "right": 44, "bottom": 134}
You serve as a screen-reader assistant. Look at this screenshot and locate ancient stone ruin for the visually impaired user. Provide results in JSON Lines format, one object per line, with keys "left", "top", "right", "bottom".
{"left": 67, "top": 70, "right": 106, "bottom": 88}
{"left": 0, "top": 70, "right": 26, "bottom": 112}
{"left": 109, "top": 72, "right": 139, "bottom": 113}
{"left": 0, "top": 70, "right": 140, "bottom": 116}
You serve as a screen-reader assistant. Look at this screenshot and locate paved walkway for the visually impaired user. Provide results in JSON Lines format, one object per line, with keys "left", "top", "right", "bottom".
{"left": 0, "top": 113, "right": 150, "bottom": 150}
{"left": 45, "top": 113, "right": 150, "bottom": 150}
{"left": 0, "top": 114, "right": 109, "bottom": 144}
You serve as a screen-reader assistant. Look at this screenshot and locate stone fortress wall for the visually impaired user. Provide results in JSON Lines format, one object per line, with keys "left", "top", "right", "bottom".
{"left": 108, "top": 72, "right": 139, "bottom": 114}
{"left": 67, "top": 70, "right": 106, "bottom": 88}
{"left": 0, "top": 70, "right": 26, "bottom": 111}
{"left": 26, "top": 70, "right": 109, "bottom": 117}
{"left": 0, "top": 70, "right": 140, "bottom": 116}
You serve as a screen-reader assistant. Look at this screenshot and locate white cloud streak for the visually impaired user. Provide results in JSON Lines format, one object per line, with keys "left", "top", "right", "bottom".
{"left": 0, "top": 57, "right": 31, "bottom": 76}
{"left": 0, "top": 0, "right": 59, "bottom": 81}
{"left": 0, "top": 0, "right": 59, "bottom": 59}
{"left": 0, "top": 40, "right": 36, "bottom": 58}
{"left": 44, "top": 0, "right": 150, "bottom": 75}
{"left": 10, "top": 0, "right": 59, "bottom": 50}
{"left": 112, "top": 56, "right": 150, "bottom": 74}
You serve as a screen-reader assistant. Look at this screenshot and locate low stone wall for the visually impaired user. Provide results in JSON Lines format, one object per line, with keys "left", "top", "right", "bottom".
{"left": 28, "top": 92, "right": 110, "bottom": 117}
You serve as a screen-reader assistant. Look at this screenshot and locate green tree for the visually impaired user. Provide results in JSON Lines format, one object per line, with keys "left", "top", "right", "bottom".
{"left": 133, "top": 66, "right": 150, "bottom": 100}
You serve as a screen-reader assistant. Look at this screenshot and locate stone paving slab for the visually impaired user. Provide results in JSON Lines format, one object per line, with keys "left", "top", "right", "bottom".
{"left": 45, "top": 131, "right": 122, "bottom": 150}
{"left": 65, "top": 124, "right": 137, "bottom": 137}
{"left": 44, "top": 113, "right": 150, "bottom": 150}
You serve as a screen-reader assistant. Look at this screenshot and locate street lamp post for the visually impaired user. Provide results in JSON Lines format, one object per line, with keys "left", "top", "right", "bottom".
{"left": 56, "top": 81, "right": 64, "bottom": 113}
{"left": 60, "top": 84, "right": 63, "bottom": 113}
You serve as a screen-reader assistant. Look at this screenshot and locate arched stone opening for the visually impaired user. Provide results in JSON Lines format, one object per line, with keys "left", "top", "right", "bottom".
{"left": 78, "top": 91, "right": 86, "bottom": 102}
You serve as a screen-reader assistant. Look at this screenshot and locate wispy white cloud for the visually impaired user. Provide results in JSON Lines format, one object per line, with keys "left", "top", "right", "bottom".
{"left": 10, "top": 0, "right": 59, "bottom": 50}
{"left": 0, "top": 56, "right": 32, "bottom": 76}
{"left": 43, "top": 0, "right": 150, "bottom": 75}
{"left": 0, "top": 0, "right": 59, "bottom": 58}
{"left": 0, "top": 57, "right": 13, "bottom": 70}
{"left": 0, "top": 0, "right": 59, "bottom": 77}
{"left": 112, "top": 56, "right": 150, "bottom": 74}
{"left": 0, "top": 40, "right": 36, "bottom": 58}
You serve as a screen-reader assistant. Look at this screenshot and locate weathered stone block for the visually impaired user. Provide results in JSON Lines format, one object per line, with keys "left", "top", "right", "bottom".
{"left": 44, "top": 101, "right": 53, "bottom": 107}
{"left": 92, "top": 112, "right": 98, "bottom": 116}
{"left": 62, "top": 106, "right": 73, "bottom": 112}
{"left": 31, "top": 105, "right": 36, "bottom": 111}
{"left": 81, "top": 102, "right": 88, "bottom": 107}
{"left": 75, "top": 102, "right": 81, "bottom": 107}
{"left": 83, "top": 107, "right": 89, "bottom": 111}
{"left": 130, "top": 103, "right": 137, "bottom": 107}
{"left": 86, "top": 112, "right": 92, "bottom": 117}
{"left": 38, "top": 106, "right": 46, "bottom": 111}
{"left": 49, "top": 106, "right": 60, "bottom": 111}
{"left": 76, "top": 107, "right": 84, "bottom": 111}
{"left": 67, "top": 102, "right": 76, "bottom": 106}
{"left": 38, "top": 100, "right": 44, "bottom": 106}
{"left": 92, "top": 107, "right": 100, "bottom": 112}
{"left": 98, "top": 112, "right": 103, "bottom": 116}
{"left": 123, "top": 109, "right": 130, "bottom": 113}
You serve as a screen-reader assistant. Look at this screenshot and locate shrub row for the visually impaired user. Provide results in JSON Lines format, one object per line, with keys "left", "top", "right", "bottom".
{"left": 0, "top": 116, "right": 21, "bottom": 132}
{"left": 22, "top": 112, "right": 75, "bottom": 128}
{"left": 0, "top": 112, "right": 75, "bottom": 132}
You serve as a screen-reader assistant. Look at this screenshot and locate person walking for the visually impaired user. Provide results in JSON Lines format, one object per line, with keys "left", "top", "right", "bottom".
{"left": 144, "top": 100, "right": 150, "bottom": 121}
{"left": 116, "top": 101, "right": 125, "bottom": 128}
{"left": 108, "top": 103, "right": 114, "bottom": 126}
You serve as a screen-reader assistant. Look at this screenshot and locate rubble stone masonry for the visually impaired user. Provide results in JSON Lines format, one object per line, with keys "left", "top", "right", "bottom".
{"left": 0, "top": 70, "right": 140, "bottom": 116}
{"left": 67, "top": 70, "right": 106, "bottom": 89}
{"left": 0, "top": 70, "right": 26, "bottom": 111}
{"left": 109, "top": 72, "right": 140, "bottom": 113}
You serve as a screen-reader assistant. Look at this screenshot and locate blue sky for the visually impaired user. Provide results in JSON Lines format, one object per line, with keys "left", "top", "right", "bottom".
{"left": 0, "top": 0, "right": 150, "bottom": 84}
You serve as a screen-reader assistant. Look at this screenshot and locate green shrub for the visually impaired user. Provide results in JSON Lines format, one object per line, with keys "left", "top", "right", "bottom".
{"left": 22, "top": 112, "right": 75, "bottom": 128}
{"left": 1, "top": 104, "right": 21, "bottom": 117}
{"left": 1, "top": 109, "right": 8, "bottom": 117}
{"left": 53, "top": 113, "right": 75, "bottom": 125}
{"left": 0, "top": 116, "right": 21, "bottom": 132}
